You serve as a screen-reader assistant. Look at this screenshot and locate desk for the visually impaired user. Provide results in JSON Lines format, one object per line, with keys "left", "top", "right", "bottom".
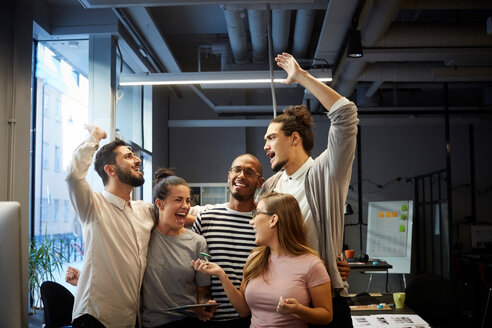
{"left": 349, "top": 260, "right": 394, "bottom": 292}
{"left": 349, "top": 260, "right": 392, "bottom": 271}
{"left": 350, "top": 294, "right": 430, "bottom": 327}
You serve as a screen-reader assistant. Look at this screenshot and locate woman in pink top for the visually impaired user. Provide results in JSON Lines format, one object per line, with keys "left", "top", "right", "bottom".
{"left": 193, "top": 192, "right": 333, "bottom": 327}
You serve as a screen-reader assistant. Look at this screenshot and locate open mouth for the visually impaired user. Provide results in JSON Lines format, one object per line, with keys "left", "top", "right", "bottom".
{"left": 266, "top": 151, "right": 275, "bottom": 162}
{"left": 175, "top": 212, "right": 187, "bottom": 222}
{"left": 233, "top": 180, "right": 247, "bottom": 189}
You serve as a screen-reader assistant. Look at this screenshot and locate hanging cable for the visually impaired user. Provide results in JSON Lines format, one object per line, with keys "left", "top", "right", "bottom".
{"left": 266, "top": 4, "right": 277, "bottom": 118}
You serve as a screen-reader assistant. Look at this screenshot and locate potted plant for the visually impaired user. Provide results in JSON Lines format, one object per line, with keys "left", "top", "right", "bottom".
{"left": 29, "top": 235, "right": 67, "bottom": 312}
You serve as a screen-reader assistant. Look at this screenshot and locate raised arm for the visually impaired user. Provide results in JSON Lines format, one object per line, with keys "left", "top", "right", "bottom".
{"left": 65, "top": 125, "right": 107, "bottom": 222}
{"left": 275, "top": 53, "right": 342, "bottom": 111}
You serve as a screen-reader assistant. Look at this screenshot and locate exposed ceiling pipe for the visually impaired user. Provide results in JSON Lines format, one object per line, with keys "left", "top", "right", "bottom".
{"left": 272, "top": 9, "right": 291, "bottom": 55}
{"left": 365, "top": 80, "right": 384, "bottom": 97}
{"left": 222, "top": 7, "right": 249, "bottom": 64}
{"left": 358, "top": 62, "right": 492, "bottom": 82}
{"left": 292, "top": 9, "right": 316, "bottom": 59}
{"left": 248, "top": 10, "right": 268, "bottom": 63}
{"left": 334, "top": 0, "right": 403, "bottom": 97}
{"left": 375, "top": 22, "right": 492, "bottom": 47}
{"left": 401, "top": 0, "right": 492, "bottom": 10}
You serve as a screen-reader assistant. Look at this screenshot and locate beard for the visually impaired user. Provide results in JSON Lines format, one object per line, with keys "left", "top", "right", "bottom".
{"left": 115, "top": 165, "right": 145, "bottom": 187}
{"left": 272, "top": 159, "right": 288, "bottom": 172}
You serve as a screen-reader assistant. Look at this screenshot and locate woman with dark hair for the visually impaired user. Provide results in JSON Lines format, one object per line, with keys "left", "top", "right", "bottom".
{"left": 193, "top": 192, "right": 333, "bottom": 328}
{"left": 141, "top": 168, "right": 215, "bottom": 328}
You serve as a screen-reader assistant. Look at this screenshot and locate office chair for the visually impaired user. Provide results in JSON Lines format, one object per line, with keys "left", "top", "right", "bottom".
{"left": 40, "top": 281, "right": 74, "bottom": 328}
{"left": 405, "top": 273, "right": 459, "bottom": 327}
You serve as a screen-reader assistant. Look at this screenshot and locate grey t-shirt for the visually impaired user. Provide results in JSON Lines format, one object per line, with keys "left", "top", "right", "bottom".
{"left": 141, "top": 228, "right": 211, "bottom": 327}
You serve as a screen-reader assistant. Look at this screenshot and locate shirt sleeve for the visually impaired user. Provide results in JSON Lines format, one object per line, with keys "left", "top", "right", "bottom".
{"left": 191, "top": 213, "right": 202, "bottom": 234}
{"left": 189, "top": 203, "right": 219, "bottom": 216}
{"left": 306, "top": 259, "right": 330, "bottom": 289}
{"left": 195, "top": 236, "right": 212, "bottom": 287}
{"left": 65, "top": 136, "right": 100, "bottom": 223}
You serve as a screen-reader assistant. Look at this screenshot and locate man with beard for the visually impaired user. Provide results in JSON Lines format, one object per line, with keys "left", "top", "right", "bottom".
{"left": 190, "top": 154, "right": 264, "bottom": 328}
{"left": 66, "top": 125, "right": 154, "bottom": 328}
{"left": 261, "top": 53, "right": 358, "bottom": 327}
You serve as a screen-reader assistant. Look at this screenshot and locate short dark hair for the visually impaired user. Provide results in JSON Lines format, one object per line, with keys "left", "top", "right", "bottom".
{"left": 94, "top": 139, "right": 128, "bottom": 186}
{"left": 231, "top": 153, "right": 263, "bottom": 177}
{"left": 152, "top": 168, "right": 189, "bottom": 227}
{"left": 271, "top": 105, "right": 314, "bottom": 155}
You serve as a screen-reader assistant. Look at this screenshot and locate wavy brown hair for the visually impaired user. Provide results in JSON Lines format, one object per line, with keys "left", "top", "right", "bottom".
{"left": 271, "top": 105, "right": 314, "bottom": 155}
{"left": 242, "top": 192, "right": 319, "bottom": 286}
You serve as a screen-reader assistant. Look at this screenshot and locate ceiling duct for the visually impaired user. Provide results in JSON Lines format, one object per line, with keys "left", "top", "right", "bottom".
{"left": 272, "top": 9, "right": 291, "bottom": 55}
{"left": 248, "top": 10, "right": 268, "bottom": 63}
{"left": 292, "top": 9, "right": 316, "bottom": 59}
{"left": 222, "top": 7, "right": 249, "bottom": 64}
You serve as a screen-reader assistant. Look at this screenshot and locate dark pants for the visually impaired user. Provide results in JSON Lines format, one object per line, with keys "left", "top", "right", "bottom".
{"left": 309, "top": 295, "right": 353, "bottom": 328}
{"left": 157, "top": 317, "right": 207, "bottom": 328}
{"left": 206, "top": 316, "right": 251, "bottom": 328}
{"left": 72, "top": 314, "right": 106, "bottom": 328}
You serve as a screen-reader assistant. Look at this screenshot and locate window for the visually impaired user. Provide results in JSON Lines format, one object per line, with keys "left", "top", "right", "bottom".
{"left": 33, "top": 40, "right": 89, "bottom": 288}
{"left": 54, "top": 199, "right": 60, "bottom": 222}
{"left": 41, "top": 198, "right": 49, "bottom": 222}
{"left": 54, "top": 146, "right": 61, "bottom": 172}
{"left": 64, "top": 200, "right": 70, "bottom": 222}
{"left": 141, "top": 151, "right": 153, "bottom": 203}
{"left": 55, "top": 99, "right": 62, "bottom": 122}
{"left": 43, "top": 94, "right": 50, "bottom": 118}
{"left": 43, "top": 142, "right": 50, "bottom": 170}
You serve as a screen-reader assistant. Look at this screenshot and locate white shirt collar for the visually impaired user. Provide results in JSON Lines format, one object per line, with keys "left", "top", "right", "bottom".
{"left": 102, "top": 189, "right": 131, "bottom": 210}
{"left": 281, "top": 157, "right": 314, "bottom": 181}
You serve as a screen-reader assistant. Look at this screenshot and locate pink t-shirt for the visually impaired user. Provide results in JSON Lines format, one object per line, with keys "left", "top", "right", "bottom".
{"left": 244, "top": 252, "right": 330, "bottom": 328}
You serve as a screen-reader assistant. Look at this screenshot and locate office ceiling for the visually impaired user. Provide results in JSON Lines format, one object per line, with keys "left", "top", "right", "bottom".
{"left": 37, "top": 0, "right": 492, "bottom": 115}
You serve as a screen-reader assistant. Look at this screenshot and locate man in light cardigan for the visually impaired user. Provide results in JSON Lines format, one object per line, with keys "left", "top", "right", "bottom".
{"left": 261, "top": 53, "right": 358, "bottom": 328}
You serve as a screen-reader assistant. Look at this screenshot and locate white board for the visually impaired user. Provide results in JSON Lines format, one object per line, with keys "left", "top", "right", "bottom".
{"left": 366, "top": 200, "right": 413, "bottom": 274}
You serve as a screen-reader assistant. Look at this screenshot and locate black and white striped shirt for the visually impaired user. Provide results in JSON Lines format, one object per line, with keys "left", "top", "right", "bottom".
{"left": 191, "top": 204, "right": 256, "bottom": 321}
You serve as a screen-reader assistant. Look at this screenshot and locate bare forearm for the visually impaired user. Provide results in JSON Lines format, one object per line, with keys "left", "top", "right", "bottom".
{"left": 295, "top": 69, "right": 342, "bottom": 111}
{"left": 217, "top": 273, "right": 250, "bottom": 317}
{"left": 292, "top": 305, "right": 333, "bottom": 325}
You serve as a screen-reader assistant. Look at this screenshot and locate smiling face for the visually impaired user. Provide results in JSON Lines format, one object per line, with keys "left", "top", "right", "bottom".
{"left": 264, "top": 122, "right": 293, "bottom": 172}
{"left": 228, "top": 155, "right": 264, "bottom": 202}
{"left": 250, "top": 200, "right": 275, "bottom": 246}
{"left": 113, "top": 145, "right": 144, "bottom": 187}
{"left": 156, "top": 184, "right": 191, "bottom": 235}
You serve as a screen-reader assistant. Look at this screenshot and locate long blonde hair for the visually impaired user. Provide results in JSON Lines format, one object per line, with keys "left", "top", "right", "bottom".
{"left": 243, "top": 192, "right": 319, "bottom": 286}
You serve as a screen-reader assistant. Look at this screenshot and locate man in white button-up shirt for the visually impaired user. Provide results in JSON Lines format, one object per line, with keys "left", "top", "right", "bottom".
{"left": 66, "top": 125, "right": 154, "bottom": 328}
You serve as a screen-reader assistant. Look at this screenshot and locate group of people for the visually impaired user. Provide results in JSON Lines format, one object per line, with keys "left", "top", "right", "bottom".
{"left": 65, "top": 53, "right": 359, "bottom": 328}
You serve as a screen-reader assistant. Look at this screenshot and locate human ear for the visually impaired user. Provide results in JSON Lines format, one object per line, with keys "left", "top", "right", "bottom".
{"left": 291, "top": 131, "right": 301, "bottom": 146}
{"left": 104, "top": 164, "right": 115, "bottom": 177}
{"left": 256, "top": 177, "right": 265, "bottom": 189}
{"left": 269, "top": 214, "right": 279, "bottom": 228}
{"left": 155, "top": 198, "right": 164, "bottom": 210}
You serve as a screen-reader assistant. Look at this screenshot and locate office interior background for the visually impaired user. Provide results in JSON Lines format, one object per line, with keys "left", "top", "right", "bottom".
{"left": 1, "top": 0, "right": 492, "bottom": 326}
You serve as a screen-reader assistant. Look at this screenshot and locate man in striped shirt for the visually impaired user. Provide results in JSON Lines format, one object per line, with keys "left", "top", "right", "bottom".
{"left": 191, "top": 154, "right": 264, "bottom": 328}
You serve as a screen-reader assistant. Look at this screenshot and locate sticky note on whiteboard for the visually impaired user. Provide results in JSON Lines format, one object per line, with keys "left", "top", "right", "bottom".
{"left": 400, "top": 225, "right": 405, "bottom": 232}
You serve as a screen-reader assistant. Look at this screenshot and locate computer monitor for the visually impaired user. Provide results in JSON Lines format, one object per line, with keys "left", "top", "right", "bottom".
{"left": 0, "top": 201, "right": 25, "bottom": 327}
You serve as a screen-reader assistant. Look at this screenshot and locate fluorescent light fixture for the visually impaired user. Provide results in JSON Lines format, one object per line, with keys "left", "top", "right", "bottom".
{"left": 119, "top": 69, "right": 331, "bottom": 86}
